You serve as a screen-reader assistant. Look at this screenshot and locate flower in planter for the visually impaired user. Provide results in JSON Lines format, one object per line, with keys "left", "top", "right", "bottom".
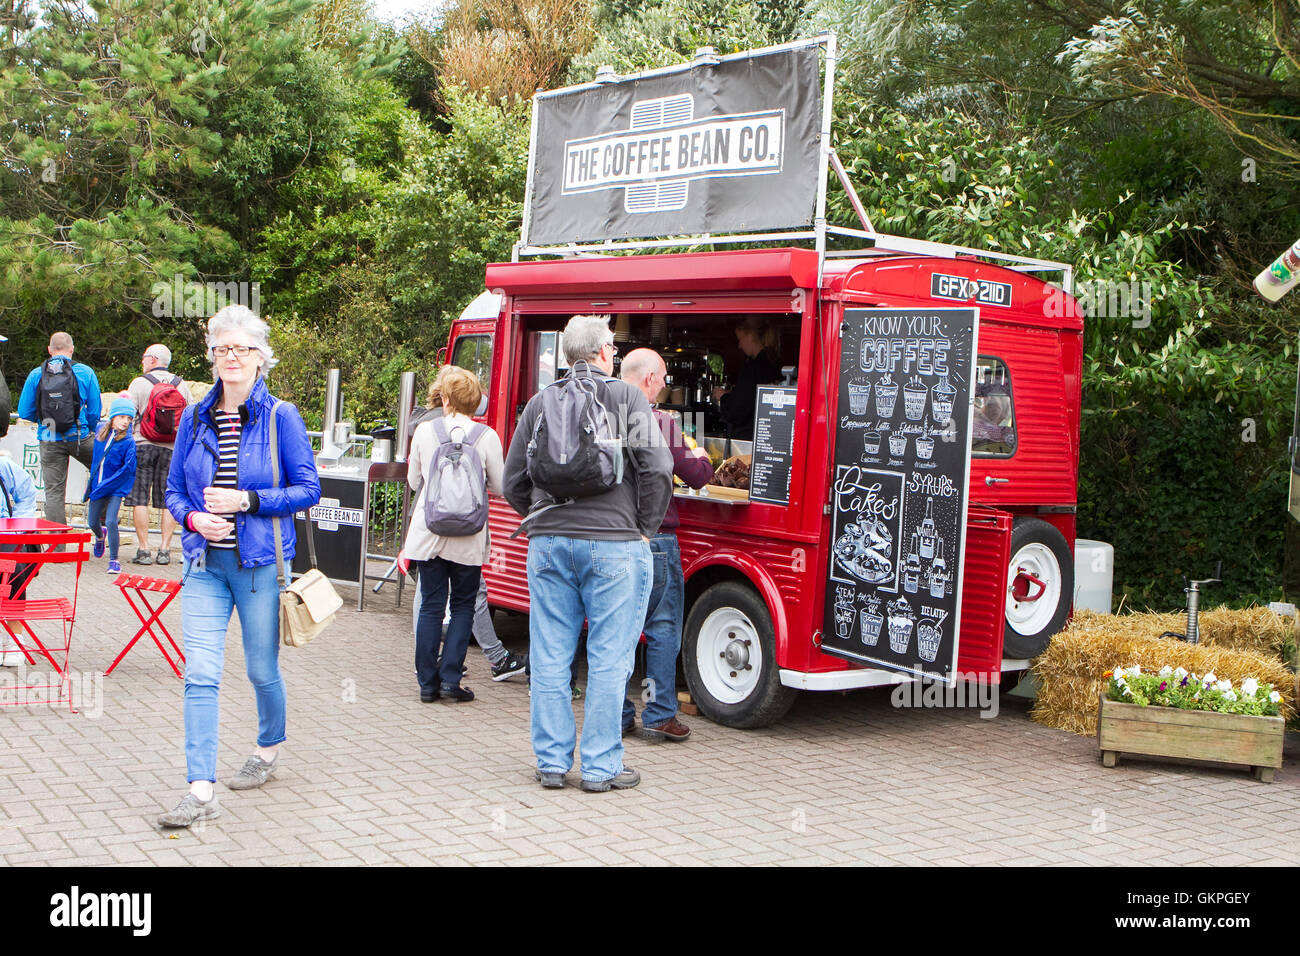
{"left": 1106, "top": 665, "right": 1281, "bottom": 717}
{"left": 1174, "top": 667, "right": 1188, "bottom": 680}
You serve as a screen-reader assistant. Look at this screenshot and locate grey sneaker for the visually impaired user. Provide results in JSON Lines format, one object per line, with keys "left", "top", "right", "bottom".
{"left": 580, "top": 767, "right": 641, "bottom": 792}
{"left": 226, "top": 754, "right": 277, "bottom": 790}
{"left": 132, "top": 548, "right": 153, "bottom": 566}
{"left": 157, "top": 793, "right": 220, "bottom": 828}
{"left": 155, "top": 549, "right": 171, "bottom": 565}
{"left": 534, "top": 769, "right": 565, "bottom": 789}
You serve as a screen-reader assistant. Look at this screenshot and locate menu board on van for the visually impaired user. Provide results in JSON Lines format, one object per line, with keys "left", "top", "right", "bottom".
{"left": 749, "top": 385, "right": 797, "bottom": 505}
{"left": 822, "top": 307, "right": 979, "bottom": 683}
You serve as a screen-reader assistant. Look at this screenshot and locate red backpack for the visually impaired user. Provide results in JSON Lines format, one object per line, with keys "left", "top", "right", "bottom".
{"left": 139, "top": 371, "right": 186, "bottom": 443}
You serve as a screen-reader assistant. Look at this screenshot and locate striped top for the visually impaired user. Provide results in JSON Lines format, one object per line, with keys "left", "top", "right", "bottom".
{"left": 210, "top": 409, "right": 241, "bottom": 549}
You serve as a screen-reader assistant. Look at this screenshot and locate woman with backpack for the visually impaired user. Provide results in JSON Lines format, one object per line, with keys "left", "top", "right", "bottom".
{"left": 403, "top": 364, "right": 504, "bottom": 704}
{"left": 157, "top": 305, "right": 320, "bottom": 829}
{"left": 84, "top": 395, "right": 138, "bottom": 573}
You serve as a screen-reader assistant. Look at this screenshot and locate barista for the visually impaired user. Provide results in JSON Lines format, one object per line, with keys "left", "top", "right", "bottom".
{"left": 712, "top": 315, "right": 782, "bottom": 440}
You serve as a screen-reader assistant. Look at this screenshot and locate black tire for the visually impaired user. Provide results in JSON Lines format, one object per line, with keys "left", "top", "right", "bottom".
{"left": 1002, "top": 517, "right": 1074, "bottom": 659}
{"left": 683, "top": 580, "right": 797, "bottom": 729}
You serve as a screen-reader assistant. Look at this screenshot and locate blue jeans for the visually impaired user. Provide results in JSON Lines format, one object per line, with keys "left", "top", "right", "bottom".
{"left": 86, "top": 494, "right": 123, "bottom": 560}
{"left": 527, "top": 535, "right": 651, "bottom": 783}
{"left": 180, "top": 549, "right": 286, "bottom": 783}
{"left": 623, "top": 533, "right": 684, "bottom": 729}
{"left": 416, "top": 556, "right": 481, "bottom": 692}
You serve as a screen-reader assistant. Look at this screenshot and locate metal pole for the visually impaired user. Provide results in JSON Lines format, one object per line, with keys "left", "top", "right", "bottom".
{"left": 322, "top": 369, "right": 341, "bottom": 448}
{"left": 395, "top": 371, "right": 417, "bottom": 462}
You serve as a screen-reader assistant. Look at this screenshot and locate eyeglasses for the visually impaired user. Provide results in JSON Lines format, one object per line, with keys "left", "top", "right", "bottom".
{"left": 603, "top": 341, "right": 618, "bottom": 356}
{"left": 212, "top": 345, "right": 259, "bottom": 358}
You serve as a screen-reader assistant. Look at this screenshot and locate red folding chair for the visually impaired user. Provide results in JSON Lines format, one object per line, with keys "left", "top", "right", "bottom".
{"left": 107, "top": 574, "right": 184, "bottom": 678}
{"left": 0, "top": 529, "right": 91, "bottom": 711}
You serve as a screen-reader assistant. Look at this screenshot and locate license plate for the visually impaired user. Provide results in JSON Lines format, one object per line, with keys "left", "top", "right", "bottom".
{"left": 931, "top": 273, "right": 1012, "bottom": 308}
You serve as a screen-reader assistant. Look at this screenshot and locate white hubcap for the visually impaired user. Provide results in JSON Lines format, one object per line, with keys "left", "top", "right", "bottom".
{"left": 1006, "top": 542, "right": 1062, "bottom": 635}
{"left": 695, "top": 607, "right": 761, "bottom": 705}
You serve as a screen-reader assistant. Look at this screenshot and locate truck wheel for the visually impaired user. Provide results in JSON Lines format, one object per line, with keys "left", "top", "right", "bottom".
{"left": 683, "top": 581, "right": 797, "bottom": 729}
{"left": 1003, "top": 518, "right": 1074, "bottom": 659}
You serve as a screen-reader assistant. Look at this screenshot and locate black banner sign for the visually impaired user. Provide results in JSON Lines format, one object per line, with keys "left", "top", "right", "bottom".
{"left": 750, "top": 385, "right": 797, "bottom": 505}
{"left": 526, "top": 45, "right": 823, "bottom": 245}
{"left": 822, "top": 308, "right": 979, "bottom": 682}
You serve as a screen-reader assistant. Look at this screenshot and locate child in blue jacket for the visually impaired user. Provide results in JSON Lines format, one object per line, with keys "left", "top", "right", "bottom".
{"left": 86, "top": 395, "right": 138, "bottom": 572}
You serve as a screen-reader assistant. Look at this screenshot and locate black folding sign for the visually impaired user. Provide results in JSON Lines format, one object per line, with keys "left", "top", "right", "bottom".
{"left": 525, "top": 44, "right": 824, "bottom": 245}
{"left": 821, "top": 308, "right": 979, "bottom": 683}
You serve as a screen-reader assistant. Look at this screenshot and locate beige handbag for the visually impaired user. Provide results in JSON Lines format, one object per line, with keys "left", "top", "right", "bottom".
{"left": 269, "top": 401, "right": 342, "bottom": 647}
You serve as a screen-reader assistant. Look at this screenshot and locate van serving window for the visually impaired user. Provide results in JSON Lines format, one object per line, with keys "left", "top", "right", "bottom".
{"left": 451, "top": 333, "right": 493, "bottom": 388}
{"left": 971, "top": 356, "right": 1016, "bottom": 457}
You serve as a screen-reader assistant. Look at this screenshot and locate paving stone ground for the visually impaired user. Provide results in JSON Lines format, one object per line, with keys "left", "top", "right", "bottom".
{"left": 3, "top": 556, "right": 1299, "bottom": 866}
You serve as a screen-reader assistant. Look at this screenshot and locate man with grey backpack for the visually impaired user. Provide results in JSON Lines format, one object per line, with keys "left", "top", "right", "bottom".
{"left": 504, "top": 315, "right": 673, "bottom": 793}
{"left": 403, "top": 365, "right": 504, "bottom": 704}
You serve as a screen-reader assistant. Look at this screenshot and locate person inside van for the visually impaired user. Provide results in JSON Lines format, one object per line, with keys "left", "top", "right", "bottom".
{"left": 711, "top": 315, "right": 782, "bottom": 440}
{"left": 972, "top": 382, "right": 1016, "bottom": 454}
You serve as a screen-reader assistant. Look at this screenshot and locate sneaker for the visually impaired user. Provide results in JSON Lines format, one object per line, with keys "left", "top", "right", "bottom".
{"left": 92, "top": 532, "right": 105, "bottom": 559}
{"left": 570, "top": 683, "right": 584, "bottom": 701}
{"left": 157, "top": 793, "right": 221, "bottom": 828}
{"left": 131, "top": 548, "right": 153, "bottom": 566}
{"left": 155, "top": 549, "right": 171, "bottom": 565}
{"left": 580, "top": 767, "right": 641, "bottom": 793}
{"left": 643, "top": 716, "right": 691, "bottom": 742}
{"left": 106, "top": 560, "right": 122, "bottom": 574}
{"left": 491, "top": 653, "right": 526, "bottom": 682}
{"left": 440, "top": 685, "right": 474, "bottom": 702}
{"left": 0, "top": 651, "right": 23, "bottom": 667}
{"left": 534, "top": 769, "right": 565, "bottom": 789}
{"left": 226, "top": 754, "right": 277, "bottom": 790}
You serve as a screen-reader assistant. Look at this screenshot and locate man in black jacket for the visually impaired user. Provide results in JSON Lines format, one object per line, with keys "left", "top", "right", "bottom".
{"left": 504, "top": 315, "right": 673, "bottom": 792}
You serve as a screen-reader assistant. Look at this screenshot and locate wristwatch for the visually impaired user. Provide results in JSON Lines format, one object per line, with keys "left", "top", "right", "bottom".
{"left": 239, "top": 492, "right": 251, "bottom": 512}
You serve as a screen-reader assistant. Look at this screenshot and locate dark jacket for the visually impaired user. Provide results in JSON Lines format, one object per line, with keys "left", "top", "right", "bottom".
{"left": 655, "top": 409, "right": 713, "bottom": 532}
{"left": 719, "top": 351, "right": 782, "bottom": 440}
{"left": 503, "top": 362, "right": 673, "bottom": 540}
{"left": 166, "top": 377, "right": 321, "bottom": 567}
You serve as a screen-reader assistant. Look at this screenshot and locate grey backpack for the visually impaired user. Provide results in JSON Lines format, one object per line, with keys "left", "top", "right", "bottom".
{"left": 423, "top": 418, "right": 489, "bottom": 537}
{"left": 525, "top": 371, "right": 624, "bottom": 500}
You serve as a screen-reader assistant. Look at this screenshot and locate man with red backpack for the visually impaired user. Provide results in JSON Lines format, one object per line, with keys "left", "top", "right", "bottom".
{"left": 126, "top": 343, "right": 192, "bottom": 565}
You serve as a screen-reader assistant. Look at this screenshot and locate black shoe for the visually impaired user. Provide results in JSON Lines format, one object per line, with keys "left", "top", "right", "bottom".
{"left": 441, "top": 685, "right": 474, "bottom": 702}
{"left": 621, "top": 720, "right": 636, "bottom": 737}
{"left": 420, "top": 690, "right": 440, "bottom": 703}
{"left": 491, "top": 653, "right": 526, "bottom": 682}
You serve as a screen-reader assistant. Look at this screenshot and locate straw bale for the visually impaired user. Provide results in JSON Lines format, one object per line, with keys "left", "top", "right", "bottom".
{"left": 1030, "top": 609, "right": 1298, "bottom": 737}
{"left": 1088, "top": 605, "right": 1294, "bottom": 659}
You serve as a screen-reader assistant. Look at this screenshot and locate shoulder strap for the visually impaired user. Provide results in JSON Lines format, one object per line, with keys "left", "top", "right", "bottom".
{"left": 431, "top": 416, "right": 452, "bottom": 445}
{"left": 270, "top": 400, "right": 317, "bottom": 588}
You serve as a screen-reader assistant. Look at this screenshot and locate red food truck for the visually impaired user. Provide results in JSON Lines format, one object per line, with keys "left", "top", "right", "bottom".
{"left": 445, "top": 243, "right": 1083, "bottom": 728}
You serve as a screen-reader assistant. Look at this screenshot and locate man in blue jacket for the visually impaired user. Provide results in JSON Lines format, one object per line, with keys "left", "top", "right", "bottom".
{"left": 16, "top": 332, "right": 102, "bottom": 527}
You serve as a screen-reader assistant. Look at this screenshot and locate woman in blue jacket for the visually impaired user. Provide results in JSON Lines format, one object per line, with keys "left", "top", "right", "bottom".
{"left": 85, "top": 394, "right": 138, "bottom": 572}
{"left": 158, "top": 305, "right": 320, "bottom": 829}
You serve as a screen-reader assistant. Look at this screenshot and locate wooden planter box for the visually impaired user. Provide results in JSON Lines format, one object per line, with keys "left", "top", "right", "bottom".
{"left": 1097, "top": 693, "right": 1284, "bottom": 783}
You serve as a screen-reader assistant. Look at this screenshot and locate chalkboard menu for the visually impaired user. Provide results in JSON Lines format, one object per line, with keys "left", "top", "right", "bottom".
{"left": 749, "top": 385, "right": 797, "bottom": 505}
{"left": 821, "top": 307, "right": 978, "bottom": 682}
